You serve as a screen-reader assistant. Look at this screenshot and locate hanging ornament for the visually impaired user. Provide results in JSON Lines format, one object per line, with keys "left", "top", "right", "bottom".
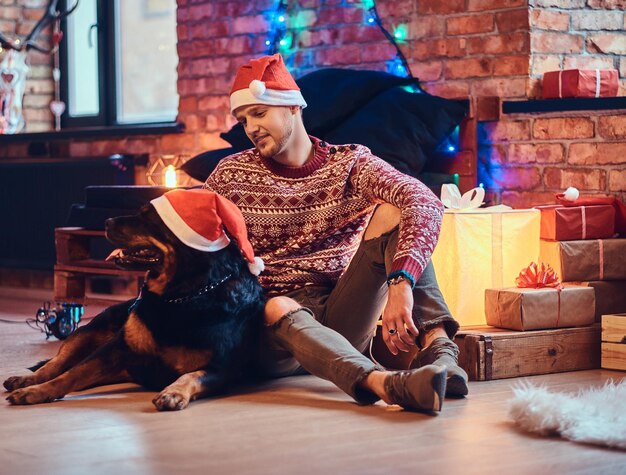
{"left": 50, "top": 20, "right": 65, "bottom": 131}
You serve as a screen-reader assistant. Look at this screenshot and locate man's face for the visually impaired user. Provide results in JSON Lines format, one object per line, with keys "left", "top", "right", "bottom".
{"left": 234, "top": 104, "right": 295, "bottom": 159}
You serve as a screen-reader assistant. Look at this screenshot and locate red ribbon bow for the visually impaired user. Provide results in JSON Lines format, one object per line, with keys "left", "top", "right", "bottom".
{"left": 515, "top": 262, "right": 563, "bottom": 290}
{"left": 515, "top": 262, "right": 564, "bottom": 327}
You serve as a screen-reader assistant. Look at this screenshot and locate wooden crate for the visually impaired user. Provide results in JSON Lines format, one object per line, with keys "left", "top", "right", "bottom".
{"left": 601, "top": 314, "right": 626, "bottom": 371}
{"left": 371, "top": 322, "right": 602, "bottom": 378}
{"left": 455, "top": 325, "right": 601, "bottom": 381}
{"left": 54, "top": 227, "right": 144, "bottom": 304}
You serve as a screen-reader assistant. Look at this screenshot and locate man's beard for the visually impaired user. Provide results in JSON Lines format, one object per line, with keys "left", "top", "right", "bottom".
{"left": 257, "top": 118, "right": 293, "bottom": 159}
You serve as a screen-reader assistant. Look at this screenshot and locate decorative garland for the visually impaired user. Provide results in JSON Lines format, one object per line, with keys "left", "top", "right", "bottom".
{"left": 362, "top": 0, "right": 411, "bottom": 78}
{"left": 265, "top": 0, "right": 289, "bottom": 55}
{"left": 265, "top": 0, "right": 411, "bottom": 77}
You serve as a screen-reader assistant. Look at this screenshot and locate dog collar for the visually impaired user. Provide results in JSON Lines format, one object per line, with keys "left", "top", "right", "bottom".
{"left": 164, "top": 273, "right": 233, "bottom": 305}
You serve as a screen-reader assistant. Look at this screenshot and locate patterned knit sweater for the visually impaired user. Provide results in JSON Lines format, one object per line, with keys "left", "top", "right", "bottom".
{"left": 204, "top": 136, "right": 443, "bottom": 296}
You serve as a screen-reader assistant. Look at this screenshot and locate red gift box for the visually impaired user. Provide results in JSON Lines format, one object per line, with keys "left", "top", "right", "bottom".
{"left": 542, "top": 69, "right": 619, "bottom": 99}
{"left": 536, "top": 204, "right": 615, "bottom": 241}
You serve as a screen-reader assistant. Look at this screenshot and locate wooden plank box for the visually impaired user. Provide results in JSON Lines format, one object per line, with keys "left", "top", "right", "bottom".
{"left": 455, "top": 325, "right": 601, "bottom": 381}
{"left": 601, "top": 314, "right": 626, "bottom": 371}
{"left": 54, "top": 227, "right": 144, "bottom": 304}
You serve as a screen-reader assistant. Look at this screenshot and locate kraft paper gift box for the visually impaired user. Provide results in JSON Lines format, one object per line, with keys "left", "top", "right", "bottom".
{"left": 539, "top": 239, "right": 626, "bottom": 282}
{"left": 565, "top": 281, "right": 626, "bottom": 322}
{"left": 431, "top": 208, "right": 540, "bottom": 326}
{"left": 542, "top": 69, "right": 619, "bottom": 99}
{"left": 485, "top": 287, "right": 595, "bottom": 331}
{"left": 536, "top": 204, "right": 615, "bottom": 241}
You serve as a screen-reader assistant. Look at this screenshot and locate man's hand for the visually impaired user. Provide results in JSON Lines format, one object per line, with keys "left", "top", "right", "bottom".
{"left": 381, "top": 280, "right": 419, "bottom": 355}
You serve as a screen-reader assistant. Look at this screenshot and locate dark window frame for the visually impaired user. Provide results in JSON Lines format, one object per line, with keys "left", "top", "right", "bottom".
{"left": 58, "top": 0, "right": 176, "bottom": 129}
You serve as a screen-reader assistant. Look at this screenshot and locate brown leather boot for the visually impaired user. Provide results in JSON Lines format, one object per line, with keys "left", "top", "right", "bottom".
{"left": 411, "top": 337, "right": 469, "bottom": 397}
{"left": 384, "top": 364, "right": 447, "bottom": 413}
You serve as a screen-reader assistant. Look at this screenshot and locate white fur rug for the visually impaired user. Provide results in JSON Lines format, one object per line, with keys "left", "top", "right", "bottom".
{"left": 508, "top": 379, "right": 626, "bottom": 450}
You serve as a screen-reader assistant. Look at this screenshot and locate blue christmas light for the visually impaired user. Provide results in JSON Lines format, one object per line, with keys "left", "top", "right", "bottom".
{"left": 265, "top": 0, "right": 289, "bottom": 54}
{"left": 365, "top": 3, "right": 413, "bottom": 78}
{"left": 386, "top": 56, "right": 408, "bottom": 77}
{"left": 435, "top": 126, "right": 460, "bottom": 155}
{"left": 264, "top": 0, "right": 414, "bottom": 78}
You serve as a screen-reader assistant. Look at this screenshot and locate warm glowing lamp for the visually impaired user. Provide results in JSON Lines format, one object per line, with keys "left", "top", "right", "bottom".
{"left": 146, "top": 154, "right": 191, "bottom": 187}
{"left": 164, "top": 165, "right": 177, "bottom": 188}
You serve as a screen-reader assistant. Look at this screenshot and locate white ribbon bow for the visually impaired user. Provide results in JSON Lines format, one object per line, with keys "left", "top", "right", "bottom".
{"left": 440, "top": 184, "right": 485, "bottom": 210}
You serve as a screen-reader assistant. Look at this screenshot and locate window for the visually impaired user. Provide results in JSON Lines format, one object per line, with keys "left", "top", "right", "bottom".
{"left": 60, "top": 0, "right": 179, "bottom": 128}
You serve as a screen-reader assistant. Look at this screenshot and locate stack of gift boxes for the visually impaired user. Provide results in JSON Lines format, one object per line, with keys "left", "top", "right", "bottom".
{"left": 484, "top": 202, "right": 626, "bottom": 332}
{"left": 538, "top": 204, "right": 626, "bottom": 322}
{"left": 427, "top": 187, "right": 626, "bottom": 378}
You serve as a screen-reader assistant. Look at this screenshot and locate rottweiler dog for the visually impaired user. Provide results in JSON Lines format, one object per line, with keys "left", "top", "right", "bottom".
{"left": 4, "top": 189, "right": 265, "bottom": 411}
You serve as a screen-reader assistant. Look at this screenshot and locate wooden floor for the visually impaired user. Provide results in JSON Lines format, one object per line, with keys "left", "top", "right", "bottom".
{"left": 1, "top": 286, "right": 625, "bottom": 475}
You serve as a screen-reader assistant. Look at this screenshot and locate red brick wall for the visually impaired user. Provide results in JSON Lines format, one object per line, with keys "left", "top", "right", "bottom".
{"left": 478, "top": 113, "right": 626, "bottom": 207}
{"left": 176, "top": 0, "right": 535, "bottom": 155}
{"left": 529, "top": 0, "right": 626, "bottom": 98}
{"left": 2, "top": 0, "right": 624, "bottom": 204}
{"left": 175, "top": 0, "right": 624, "bottom": 206}
{"left": 478, "top": 0, "right": 626, "bottom": 207}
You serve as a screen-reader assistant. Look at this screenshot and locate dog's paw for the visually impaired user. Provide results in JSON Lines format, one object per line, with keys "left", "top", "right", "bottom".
{"left": 6, "top": 386, "right": 56, "bottom": 405}
{"left": 152, "top": 390, "right": 190, "bottom": 411}
{"left": 3, "top": 375, "right": 36, "bottom": 392}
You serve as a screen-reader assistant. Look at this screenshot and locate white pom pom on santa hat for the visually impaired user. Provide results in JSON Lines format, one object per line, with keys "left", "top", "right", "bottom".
{"left": 249, "top": 79, "right": 266, "bottom": 98}
{"left": 248, "top": 256, "right": 265, "bottom": 276}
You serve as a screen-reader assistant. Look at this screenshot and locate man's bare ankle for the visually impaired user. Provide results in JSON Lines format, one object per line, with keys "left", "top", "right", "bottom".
{"left": 363, "top": 370, "right": 392, "bottom": 403}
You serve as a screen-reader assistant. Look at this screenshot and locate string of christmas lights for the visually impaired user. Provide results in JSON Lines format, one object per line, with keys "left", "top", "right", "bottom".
{"left": 362, "top": 0, "right": 412, "bottom": 78}
{"left": 265, "top": 1, "right": 289, "bottom": 55}
{"left": 264, "top": 0, "right": 412, "bottom": 78}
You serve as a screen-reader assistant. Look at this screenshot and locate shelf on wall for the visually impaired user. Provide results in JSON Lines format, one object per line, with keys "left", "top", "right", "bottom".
{"left": 0, "top": 122, "right": 185, "bottom": 144}
{"left": 502, "top": 97, "right": 626, "bottom": 114}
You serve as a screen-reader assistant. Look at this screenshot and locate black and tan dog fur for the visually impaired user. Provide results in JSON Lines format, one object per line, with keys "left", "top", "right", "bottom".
{"left": 4, "top": 204, "right": 264, "bottom": 410}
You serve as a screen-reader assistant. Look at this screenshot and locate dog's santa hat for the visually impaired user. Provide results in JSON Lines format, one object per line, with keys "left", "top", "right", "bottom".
{"left": 229, "top": 53, "right": 307, "bottom": 113}
{"left": 150, "top": 189, "right": 264, "bottom": 276}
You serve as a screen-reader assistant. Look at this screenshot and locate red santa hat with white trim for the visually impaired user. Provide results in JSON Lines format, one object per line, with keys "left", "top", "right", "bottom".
{"left": 229, "top": 53, "right": 307, "bottom": 113}
{"left": 150, "top": 189, "right": 264, "bottom": 276}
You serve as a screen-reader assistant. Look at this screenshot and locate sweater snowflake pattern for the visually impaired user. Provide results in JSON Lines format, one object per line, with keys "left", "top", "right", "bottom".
{"left": 204, "top": 137, "right": 444, "bottom": 296}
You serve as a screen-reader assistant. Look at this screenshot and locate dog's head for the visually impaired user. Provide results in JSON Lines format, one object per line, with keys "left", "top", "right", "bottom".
{"left": 105, "top": 189, "right": 263, "bottom": 295}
